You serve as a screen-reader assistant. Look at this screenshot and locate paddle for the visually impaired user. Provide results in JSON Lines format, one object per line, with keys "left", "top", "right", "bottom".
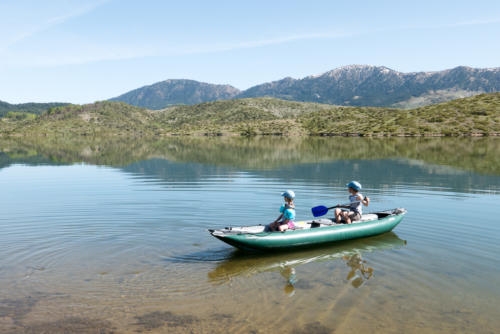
{"left": 311, "top": 199, "right": 365, "bottom": 217}
{"left": 311, "top": 204, "right": 348, "bottom": 217}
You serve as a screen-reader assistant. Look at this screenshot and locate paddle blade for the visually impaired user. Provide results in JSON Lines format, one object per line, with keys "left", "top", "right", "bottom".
{"left": 311, "top": 205, "right": 329, "bottom": 217}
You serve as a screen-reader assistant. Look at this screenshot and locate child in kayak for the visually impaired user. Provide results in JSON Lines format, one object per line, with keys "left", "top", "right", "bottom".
{"left": 334, "top": 181, "right": 370, "bottom": 224}
{"left": 269, "top": 190, "right": 296, "bottom": 232}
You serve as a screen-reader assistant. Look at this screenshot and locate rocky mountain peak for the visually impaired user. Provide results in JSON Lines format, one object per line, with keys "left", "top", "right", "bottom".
{"left": 110, "top": 65, "right": 500, "bottom": 109}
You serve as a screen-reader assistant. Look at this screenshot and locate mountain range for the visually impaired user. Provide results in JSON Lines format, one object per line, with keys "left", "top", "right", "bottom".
{"left": 110, "top": 65, "right": 500, "bottom": 109}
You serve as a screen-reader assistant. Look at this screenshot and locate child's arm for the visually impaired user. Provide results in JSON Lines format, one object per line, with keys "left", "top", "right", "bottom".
{"left": 273, "top": 213, "right": 284, "bottom": 224}
{"left": 362, "top": 196, "right": 370, "bottom": 206}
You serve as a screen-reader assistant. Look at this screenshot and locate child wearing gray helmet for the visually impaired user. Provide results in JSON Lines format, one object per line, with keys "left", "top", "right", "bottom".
{"left": 334, "top": 181, "right": 370, "bottom": 224}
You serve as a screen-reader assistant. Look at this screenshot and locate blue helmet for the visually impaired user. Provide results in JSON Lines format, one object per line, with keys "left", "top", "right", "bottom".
{"left": 281, "top": 190, "right": 295, "bottom": 199}
{"left": 346, "top": 181, "right": 362, "bottom": 191}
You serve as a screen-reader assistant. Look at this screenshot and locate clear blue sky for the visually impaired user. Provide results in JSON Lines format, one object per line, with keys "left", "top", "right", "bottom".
{"left": 1, "top": 0, "right": 499, "bottom": 104}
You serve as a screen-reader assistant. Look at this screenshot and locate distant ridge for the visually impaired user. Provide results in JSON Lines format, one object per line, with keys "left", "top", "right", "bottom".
{"left": 110, "top": 65, "right": 500, "bottom": 109}
{"left": 237, "top": 65, "right": 500, "bottom": 108}
{"left": 109, "top": 79, "right": 241, "bottom": 109}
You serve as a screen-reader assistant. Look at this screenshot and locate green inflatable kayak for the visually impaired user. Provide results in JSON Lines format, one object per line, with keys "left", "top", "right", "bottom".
{"left": 209, "top": 208, "right": 406, "bottom": 251}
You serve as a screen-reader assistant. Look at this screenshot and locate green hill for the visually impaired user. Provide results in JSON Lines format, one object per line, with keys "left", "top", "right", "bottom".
{"left": 0, "top": 100, "right": 69, "bottom": 118}
{"left": 156, "top": 97, "right": 334, "bottom": 135}
{"left": 1, "top": 93, "right": 499, "bottom": 137}
{"left": 299, "top": 92, "right": 500, "bottom": 136}
{"left": 1, "top": 101, "right": 162, "bottom": 137}
{"left": 158, "top": 93, "right": 500, "bottom": 136}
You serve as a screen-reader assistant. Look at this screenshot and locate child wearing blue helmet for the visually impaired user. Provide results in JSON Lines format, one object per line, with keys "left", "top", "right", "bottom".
{"left": 269, "top": 190, "right": 296, "bottom": 232}
{"left": 334, "top": 181, "right": 370, "bottom": 224}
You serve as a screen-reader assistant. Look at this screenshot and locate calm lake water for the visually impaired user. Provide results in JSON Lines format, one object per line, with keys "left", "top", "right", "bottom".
{"left": 0, "top": 137, "right": 499, "bottom": 333}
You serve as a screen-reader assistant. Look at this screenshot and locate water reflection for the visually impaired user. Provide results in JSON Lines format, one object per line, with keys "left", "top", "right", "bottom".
{"left": 344, "top": 253, "right": 373, "bottom": 288}
{"left": 279, "top": 253, "right": 374, "bottom": 296}
{"left": 1, "top": 136, "right": 500, "bottom": 175}
{"left": 207, "top": 233, "right": 406, "bottom": 293}
{"left": 1, "top": 137, "right": 500, "bottom": 194}
{"left": 280, "top": 266, "right": 297, "bottom": 296}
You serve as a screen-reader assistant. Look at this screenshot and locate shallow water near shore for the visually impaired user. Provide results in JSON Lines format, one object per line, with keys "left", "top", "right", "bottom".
{"left": 0, "top": 137, "right": 499, "bottom": 333}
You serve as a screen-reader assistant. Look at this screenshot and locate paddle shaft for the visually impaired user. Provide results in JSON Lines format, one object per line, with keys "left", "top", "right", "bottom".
{"left": 311, "top": 197, "right": 369, "bottom": 217}
{"left": 327, "top": 199, "right": 364, "bottom": 210}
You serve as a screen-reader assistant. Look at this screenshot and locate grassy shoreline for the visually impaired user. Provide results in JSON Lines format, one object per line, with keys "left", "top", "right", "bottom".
{"left": 1, "top": 93, "right": 499, "bottom": 138}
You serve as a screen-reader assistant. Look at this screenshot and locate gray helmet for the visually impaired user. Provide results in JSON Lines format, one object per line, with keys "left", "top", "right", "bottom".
{"left": 346, "top": 181, "right": 362, "bottom": 191}
{"left": 281, "top": 190, "right": 295, "bottom": 199}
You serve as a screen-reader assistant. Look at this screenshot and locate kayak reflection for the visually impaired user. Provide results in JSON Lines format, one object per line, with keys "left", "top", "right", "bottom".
{"left": 208, "top": 232, "right": 406, "bottom": 290}
{"left": 277, "top": 252, "right": 375, "bottom": 296}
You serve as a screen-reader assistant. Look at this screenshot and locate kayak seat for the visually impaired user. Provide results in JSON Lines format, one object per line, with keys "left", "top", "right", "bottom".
{"left": 307, "top": 215, "right": 377, "bottom": 227}
{"left": 309, "top": 219, "right": 336, "bottom": 228}
{"left": 360, "top": 214, "right": 378, "bottom": 222}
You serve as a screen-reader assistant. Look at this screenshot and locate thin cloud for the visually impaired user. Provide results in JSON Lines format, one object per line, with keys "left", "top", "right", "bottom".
{"left": 443, "top": 18, "right": 500, "bottom": 28}
{"left": 1, "top": 15, "right": 498, "bottom": 68}
{"left": 390, "top": 17, "right": 500, "bottom": 33}
{"left": 45, "top": 0, "right": 110, "bottom": 25}
{"left": 1, "top": 45, "right": 153, "bottom": 68}
{"left": 169, "top": 31, "right": 354, "bottom": 56}
{"left": 164, "top": 17, "right": 500, "bottom": 56}
{"left": 0, "top": 0, "right": 111, "bottom": 53}
{"left": 1, "top": 30, "right": 354, "bottom": 68}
